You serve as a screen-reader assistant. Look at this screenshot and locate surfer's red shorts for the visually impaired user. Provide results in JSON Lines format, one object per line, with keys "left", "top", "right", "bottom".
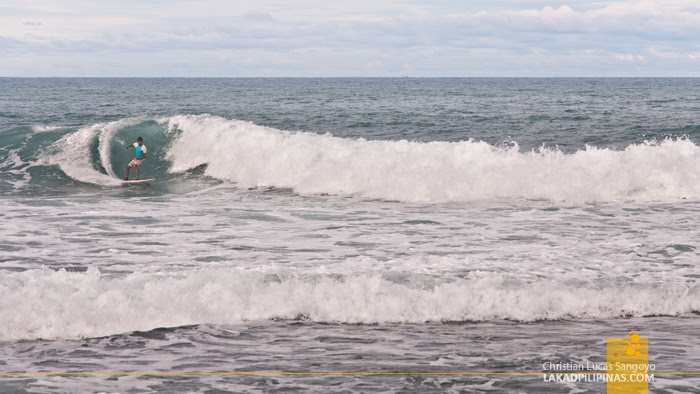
{"left": 128, "top": 158, "right": 145, "bottom": 168}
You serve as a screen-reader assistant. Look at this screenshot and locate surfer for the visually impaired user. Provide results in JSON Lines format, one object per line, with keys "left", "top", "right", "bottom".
{"left": 124, "top": 137, "right": 147, "bottom": 181}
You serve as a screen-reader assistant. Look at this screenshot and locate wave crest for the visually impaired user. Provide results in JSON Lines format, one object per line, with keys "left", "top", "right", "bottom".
{"left": 163, "top": 114, "right": 700, "bottom": 203}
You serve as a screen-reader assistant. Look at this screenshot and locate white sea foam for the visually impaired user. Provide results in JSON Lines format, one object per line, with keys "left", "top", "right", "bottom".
{"left": 32, "top": 125, "right": 65, "bottom": 133}
{"left": 1, "top": 267, "right": 698, "bottom": 341}
{"left": 162, "top": 114, "right": 700, "bottom": 203}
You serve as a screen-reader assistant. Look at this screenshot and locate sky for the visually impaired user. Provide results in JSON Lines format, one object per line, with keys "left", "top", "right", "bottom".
{"left": 1, "top": 0, "right": 699, "bottom": 77}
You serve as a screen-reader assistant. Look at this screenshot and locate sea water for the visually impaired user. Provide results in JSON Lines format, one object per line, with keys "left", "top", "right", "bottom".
{"left": 1, "top": 78, "right": 700, "bottom": 392}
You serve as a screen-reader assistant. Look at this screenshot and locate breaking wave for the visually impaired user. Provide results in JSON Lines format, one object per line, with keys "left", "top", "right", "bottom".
{"left": 1, "top": 267, "right": 698, "bottom": 341}
{"left": 34, "top": 114, "right": 700, "bottom": 203}
{"left": 164, "top": 115, "right": 700, "bottom": 203}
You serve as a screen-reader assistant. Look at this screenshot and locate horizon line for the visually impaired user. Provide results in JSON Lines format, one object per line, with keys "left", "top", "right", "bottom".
{"left": 2, "top": 76, "right": 700, "bottom": 79}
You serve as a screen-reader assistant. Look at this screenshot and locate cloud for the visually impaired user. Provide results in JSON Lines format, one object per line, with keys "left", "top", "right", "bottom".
{"left": 1, "top": 1, "right": 700, "bottom": 76}
{"left": 616, "top": 54, "right": 645, "bottom": 61}
{"left": 243, "top": 11, "right": 274, "bottom": 22}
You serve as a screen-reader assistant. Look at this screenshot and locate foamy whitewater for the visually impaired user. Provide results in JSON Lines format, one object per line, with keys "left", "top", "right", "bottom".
{"left": 2, "top": 78, "right": 700, "bottom": 392}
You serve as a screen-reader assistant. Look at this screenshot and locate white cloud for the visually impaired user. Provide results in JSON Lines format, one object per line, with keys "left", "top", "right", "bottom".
{"left": 1, "top": 0, "right": 700, "bottom": 76}
{"left": 616, "top": 54, "right": 645, "bottom": 61}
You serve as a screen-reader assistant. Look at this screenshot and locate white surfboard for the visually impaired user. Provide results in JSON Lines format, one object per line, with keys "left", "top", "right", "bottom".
{"left": 123, "top": 178, "right": 156, "bottom": 185}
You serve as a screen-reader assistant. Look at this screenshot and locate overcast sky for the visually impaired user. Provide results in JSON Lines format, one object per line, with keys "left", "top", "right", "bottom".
{"left": 1, "top": 0, "right": 699, "bottom": 77}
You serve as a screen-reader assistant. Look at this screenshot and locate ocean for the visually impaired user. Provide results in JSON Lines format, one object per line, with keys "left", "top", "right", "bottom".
{"left": 1, "top": 78, "right": 700, "bottom": 393}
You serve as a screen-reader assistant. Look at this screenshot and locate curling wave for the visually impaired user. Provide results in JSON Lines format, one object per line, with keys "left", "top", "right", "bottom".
{"left": 38, "top": 118, "right": 142, "bottom": 187}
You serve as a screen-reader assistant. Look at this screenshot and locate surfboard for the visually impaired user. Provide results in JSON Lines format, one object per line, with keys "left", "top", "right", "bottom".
{"left": 123, "top": 178, "right": 156, "bottom": 185}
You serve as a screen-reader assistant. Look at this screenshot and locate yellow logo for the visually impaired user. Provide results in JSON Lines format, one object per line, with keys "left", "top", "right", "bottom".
{"left": 607, "top": 331, "right": 650, "bottom": 393}
{"left": 625, "top": 331, "right": 642, "bottom": 357}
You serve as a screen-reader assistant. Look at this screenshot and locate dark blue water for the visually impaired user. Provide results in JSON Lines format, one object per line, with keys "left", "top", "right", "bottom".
{"left": 3, "top": 78, "right": 699, "bottom": 146}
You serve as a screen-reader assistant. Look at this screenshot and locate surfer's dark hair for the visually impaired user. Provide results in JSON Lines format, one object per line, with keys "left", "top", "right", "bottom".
{"left": 137, "top": 136, "right": 143, "bottom": 141}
